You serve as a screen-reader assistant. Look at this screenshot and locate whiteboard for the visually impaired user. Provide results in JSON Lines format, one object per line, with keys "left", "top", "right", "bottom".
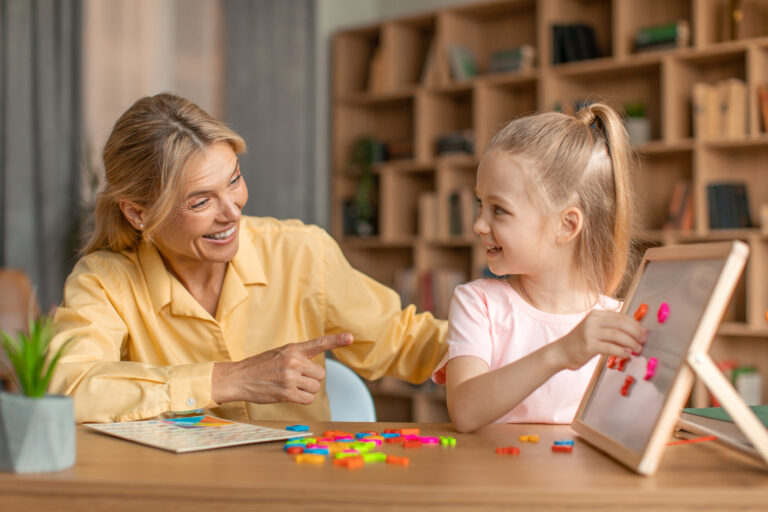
{"left": 572, "top": 241, "right": 749, "bottom": 475}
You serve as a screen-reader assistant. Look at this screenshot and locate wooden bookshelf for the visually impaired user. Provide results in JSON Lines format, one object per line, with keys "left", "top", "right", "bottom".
{"left": 331, "top": 0, "right": 768, "bottom": 420}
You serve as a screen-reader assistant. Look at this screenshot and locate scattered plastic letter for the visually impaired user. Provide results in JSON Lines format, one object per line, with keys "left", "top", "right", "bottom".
{"left": 645, "top": 357, "right": 658, "bottom": 380}
{"left": 657, "top": 302, "right": 670, "bottom": 323}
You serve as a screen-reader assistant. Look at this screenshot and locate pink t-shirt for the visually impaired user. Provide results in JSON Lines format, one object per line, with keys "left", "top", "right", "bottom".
{"left": 432, "top": 278, "right": 621, "bottom": 424}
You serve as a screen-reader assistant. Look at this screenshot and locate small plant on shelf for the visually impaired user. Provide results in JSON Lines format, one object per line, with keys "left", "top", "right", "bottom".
{"left": 623, "top": 100, "right": 651, "bottom": 146}
{"left": 344, "top": 137, "right": 382, "bottom": 237}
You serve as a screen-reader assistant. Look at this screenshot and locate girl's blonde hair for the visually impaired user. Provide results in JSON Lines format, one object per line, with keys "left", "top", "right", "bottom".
{"left": 83, "top": 93, "right": 246, "bottom": 255}
{"left": 487, "top": 103, "right": 634, "bottom": 296}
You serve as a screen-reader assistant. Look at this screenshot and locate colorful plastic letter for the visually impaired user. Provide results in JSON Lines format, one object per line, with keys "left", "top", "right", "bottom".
{"left": 657, "top": 302, "right": 670, "bottom": 323}
{"left": 551, "top": 445, "right": 573, "bottom": 453}
{"left": 645, "top": 357, "right": 658, "bottom": 380}
{"left": 620, "top": 375, "right": 635, "bottom": 396}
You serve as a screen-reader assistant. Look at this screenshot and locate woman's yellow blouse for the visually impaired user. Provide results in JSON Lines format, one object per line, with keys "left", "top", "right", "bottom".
{"left": 50, "top": 217, "right": 447, "bottom": 423}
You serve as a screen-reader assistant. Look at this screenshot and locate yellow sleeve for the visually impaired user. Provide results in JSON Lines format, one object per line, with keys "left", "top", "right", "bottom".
{"left": 320, "top": 231, "right": 448, "bottom": 383}
{"left": 48, "top": 258, "right": 215, "bottom": 423}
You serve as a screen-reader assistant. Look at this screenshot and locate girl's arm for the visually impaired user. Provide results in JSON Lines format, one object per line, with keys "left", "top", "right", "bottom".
{"left": 446, "top": 310, "right": 646, "bottom": 433}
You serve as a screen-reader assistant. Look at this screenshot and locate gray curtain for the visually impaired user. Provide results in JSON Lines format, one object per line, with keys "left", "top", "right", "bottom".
{"left": 0, "top": 0, "right": 82, "bottom": 309}
{"left": 223, "top": 0, "right": 316, "bottom": 223}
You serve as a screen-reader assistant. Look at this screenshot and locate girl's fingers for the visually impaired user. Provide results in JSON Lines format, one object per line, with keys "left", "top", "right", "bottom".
{"left": 599, "top": 327, "right": 643, "bottom": 353}
{"left": 596, "top": 341, "right": 632, "bottom": 358}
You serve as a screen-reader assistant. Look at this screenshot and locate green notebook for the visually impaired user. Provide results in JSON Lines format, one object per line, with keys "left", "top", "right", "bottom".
{"left": 682, "top": 405, "right": 768, "bottom": 428}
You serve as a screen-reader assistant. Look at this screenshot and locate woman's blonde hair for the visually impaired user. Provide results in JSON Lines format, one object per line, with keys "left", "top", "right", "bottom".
{"left": 83, "top": 93, "right": 246, "bottom": 255}
{"left": 487, "top": 103, "right": 635, "bottom": 296}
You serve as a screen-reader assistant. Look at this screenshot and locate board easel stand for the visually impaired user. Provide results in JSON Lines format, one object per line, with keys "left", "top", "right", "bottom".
{"left": 684, "top": 349, "right": 768, "bottom": 466}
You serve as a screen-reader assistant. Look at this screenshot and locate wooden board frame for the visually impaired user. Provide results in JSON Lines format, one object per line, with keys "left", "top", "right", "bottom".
{"left": 572, "top": 240, "right": 768, "bottom": 475}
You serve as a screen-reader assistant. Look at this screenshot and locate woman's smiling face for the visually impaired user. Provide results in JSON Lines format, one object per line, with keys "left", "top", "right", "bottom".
{"left": 152, "top": 141, "right": 248, "bottom": 269}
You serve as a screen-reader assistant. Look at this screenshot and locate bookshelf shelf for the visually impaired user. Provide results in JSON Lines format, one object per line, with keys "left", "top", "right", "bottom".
{"left": 719, "top": 322, "right": 768, "bottom": 338}
{"left": 331, "top": 0, "right": 768, "bottom": 421}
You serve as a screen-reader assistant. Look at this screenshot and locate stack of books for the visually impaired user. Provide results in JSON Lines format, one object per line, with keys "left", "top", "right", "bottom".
{"left": 634, "top": 20, "right": 690, "bottom": 53}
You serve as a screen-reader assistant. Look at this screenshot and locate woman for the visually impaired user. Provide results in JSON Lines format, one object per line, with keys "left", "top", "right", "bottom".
{"left": 50, "top": 93, "right": 446, "bottom": 423}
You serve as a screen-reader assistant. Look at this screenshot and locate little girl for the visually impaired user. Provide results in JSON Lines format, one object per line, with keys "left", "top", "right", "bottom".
{"left": 432, "top": 103, "right": 648, "bottom": 432}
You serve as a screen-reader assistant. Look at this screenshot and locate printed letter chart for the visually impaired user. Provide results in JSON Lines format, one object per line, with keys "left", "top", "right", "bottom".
{"left": 86, "top": 415, "right": 308, "bottom": 453}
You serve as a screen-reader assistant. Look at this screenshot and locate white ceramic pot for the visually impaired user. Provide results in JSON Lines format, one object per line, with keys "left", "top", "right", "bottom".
{"left": 0, "top": 392, "right": 75, "bottom": 473}
{"left": 625, "top": 117, "right": 651, "bottom": 146}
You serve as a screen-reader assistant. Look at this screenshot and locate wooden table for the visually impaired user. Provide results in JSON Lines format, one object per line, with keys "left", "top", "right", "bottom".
{"left": 1, "top": 421, "right": 767, "bottom": 511}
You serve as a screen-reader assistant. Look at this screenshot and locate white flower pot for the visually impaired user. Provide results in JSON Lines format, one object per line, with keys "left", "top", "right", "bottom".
{"left": 625, "top": 117, "right": 651, "bottom": 145}
{"left": 0, "top": 392, "right": 75, "bottom": 473}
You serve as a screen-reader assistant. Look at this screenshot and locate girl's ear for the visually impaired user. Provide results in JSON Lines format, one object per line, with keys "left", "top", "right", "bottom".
{"left": 119, "top": 200, "right": 147, "bottom": 231}
{"left": 556, "top": 206, "right": 583, "bottom": 245}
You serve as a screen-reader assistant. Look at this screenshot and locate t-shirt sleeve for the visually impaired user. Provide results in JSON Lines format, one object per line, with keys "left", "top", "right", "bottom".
{"left": 431, "top": 282, "right": 492, "bottom": 385}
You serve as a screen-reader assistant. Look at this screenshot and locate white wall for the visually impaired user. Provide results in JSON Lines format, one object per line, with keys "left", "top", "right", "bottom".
{"left": 82, "top": 0, "right": 222, "bottom": 194}
{"left": 313, "top": 0, "right": 485, "bottom": 228}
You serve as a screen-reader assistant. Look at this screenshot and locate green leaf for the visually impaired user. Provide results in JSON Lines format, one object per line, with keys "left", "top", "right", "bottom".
{"left": 0, "top": 313, "right": 75, "bottom": 397}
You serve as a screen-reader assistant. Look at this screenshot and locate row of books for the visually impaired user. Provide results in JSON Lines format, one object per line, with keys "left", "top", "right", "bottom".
{"left": 707, "top": 182, "right": 752, "bottom": 230}
{"left": 446, "top": 44, "right": 535, "bottom": 82}
{"left": 394, "top": 268, "right": 467, "bottom": 320}
{"left": 551, "top": 24, "right": 600, "bottom": 64}
{"left": 436, "top": 131, "right": 474, "bottom": 156}
{"left": 418, "top": 187, "right": 476, "bottom": 239}
{"left": 692, "top": 79, "right": 747, "bottom": 140}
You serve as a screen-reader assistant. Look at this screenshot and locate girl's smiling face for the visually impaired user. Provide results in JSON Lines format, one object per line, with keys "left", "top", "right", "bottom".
{"left": 473, "top": 150, "right": 556, "bottom": 278}
{"left": 152, "top": 141, "right": 248, "bottom": 270}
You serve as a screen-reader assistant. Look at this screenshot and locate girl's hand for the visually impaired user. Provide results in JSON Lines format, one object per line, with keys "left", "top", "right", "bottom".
{"left": 211, "top": 333, "right": 354, "bottom": 405}
{"left": 556, "top": 311, "right": 646, "bottom": 370}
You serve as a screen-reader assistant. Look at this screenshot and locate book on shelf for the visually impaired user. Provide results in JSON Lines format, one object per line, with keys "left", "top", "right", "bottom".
{"left": 757, "top": 82, "right": 768, "bottom": 133}
{"left": 448, "top": 188, "right": 477, "bottom": 237}
{"left": 706, "top": 182, "right": 752, "bottom": 230}
{"left": 447, "top": 45, "right": 477, "bottom": 81}
{"left": 634, "top": 20, "right": 690, "bottom": 53}
{"left": 418, "top": 192, "right": 439, "bottom": 239}
{"left": 664, "top": 180, "right": 693, "bottom": 231}
{"left": 692, "top": 82, "right": 719, "bottom": 140}
{"left": 488, "top": 45, "right": 535, "bottom": 74}
{"left": 717, "top": 78, "right": 747, "bottom": 139}
{"left": 367, "top": 47, "right": 387, "bottom": 92}
{"left": 396, "top": 268, "right": 466, "bottom": 319}
{"left": 394, "top": 267, "right": 418, "bottom": 310}
{"left": 421, "top": 39, "right": 449, "bottom": 87}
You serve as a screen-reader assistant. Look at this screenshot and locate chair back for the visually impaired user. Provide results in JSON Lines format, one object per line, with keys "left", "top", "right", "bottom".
{"left": 0, "top": 269, "right": 36, "bottom": 336}
{"left": 0, "top": 269, "right": 37, "bottom": 390}
{"left": 325, "top": 358, "right": 376, "bottom": 422}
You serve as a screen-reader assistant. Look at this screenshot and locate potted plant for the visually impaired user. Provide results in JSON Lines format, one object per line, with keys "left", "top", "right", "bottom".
{"left": 345, "top": 136, "right": 382, "bottom": 237}
{"left": 624, "top": 100, "right": 651, "bottom": 145}
{"left": 0, "top": 315, "right": 75, "bottom": 473}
